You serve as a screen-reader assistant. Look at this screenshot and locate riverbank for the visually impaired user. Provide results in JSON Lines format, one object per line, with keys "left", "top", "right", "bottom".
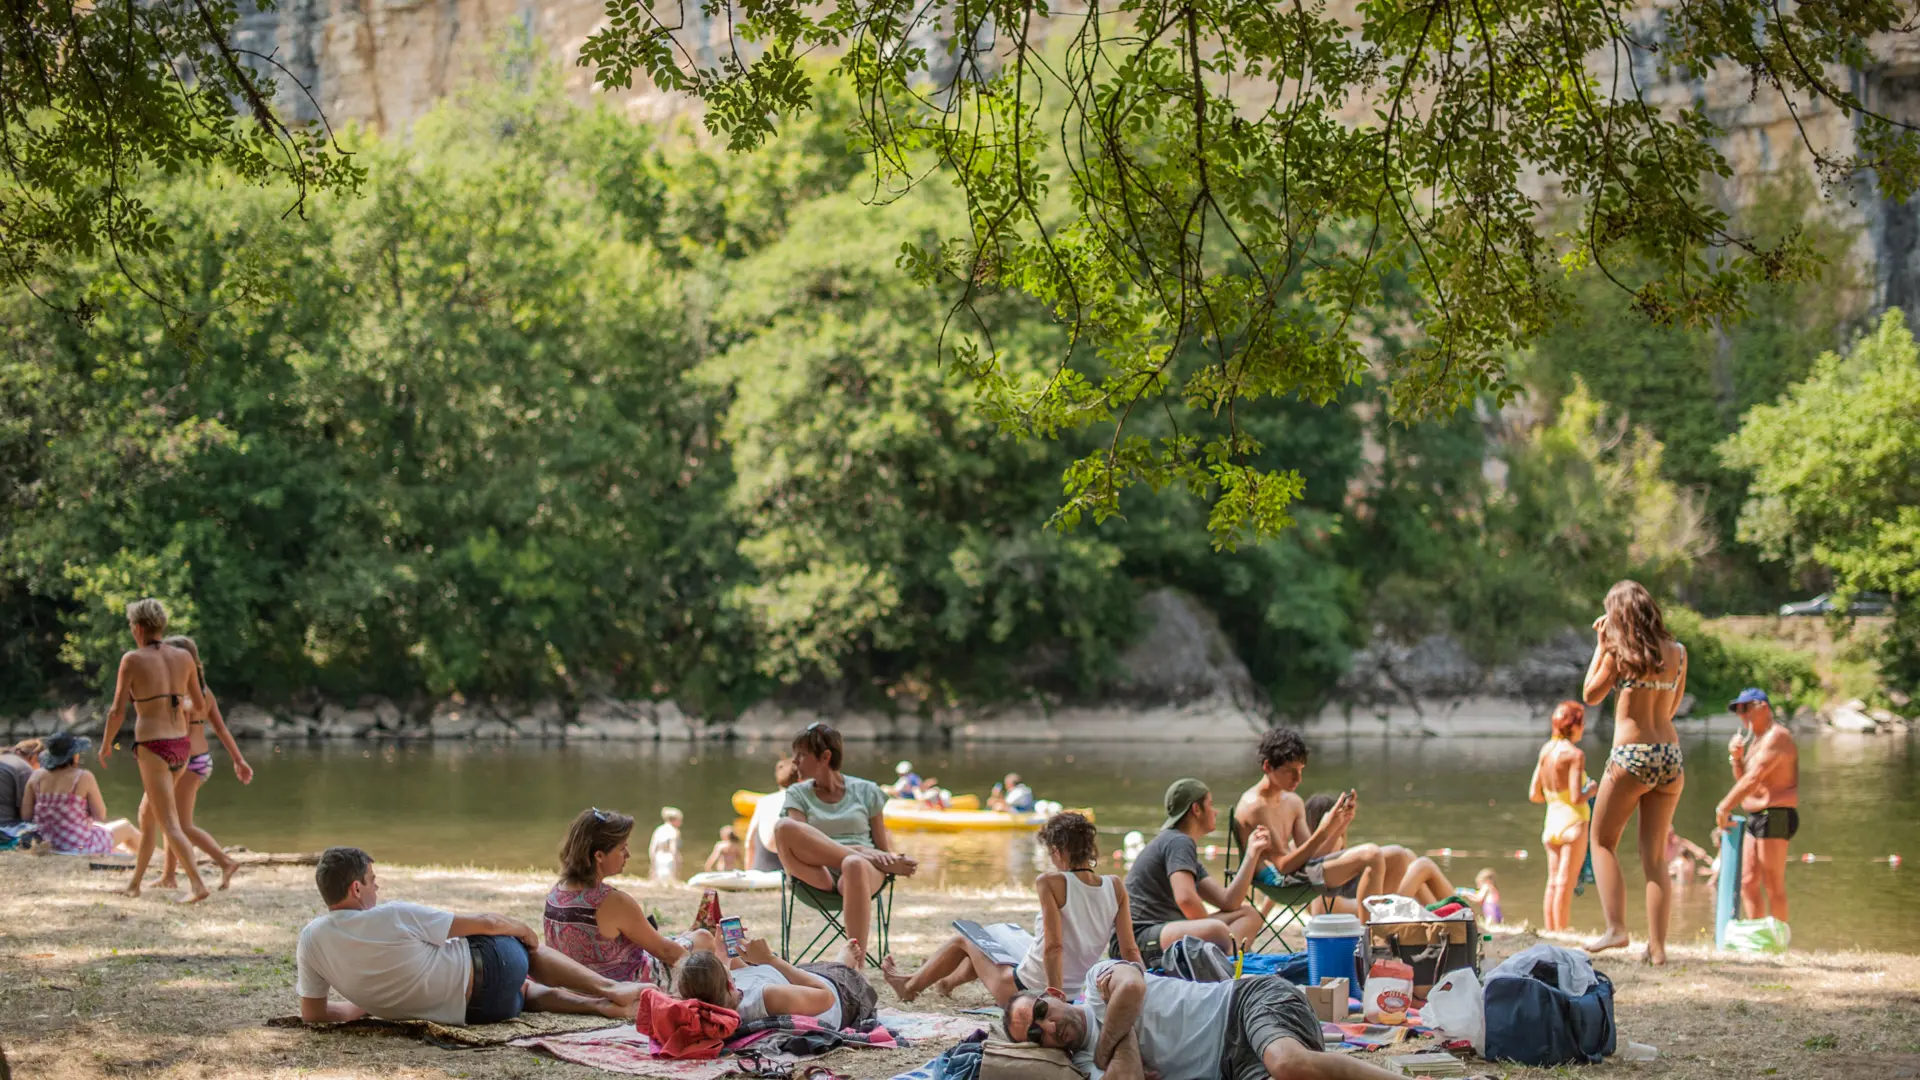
{"left": 2, "top": 855, "right": 1915, "bottom": 1080}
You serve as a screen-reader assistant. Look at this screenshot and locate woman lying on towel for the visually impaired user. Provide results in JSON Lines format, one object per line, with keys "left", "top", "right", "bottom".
{"left": 880, "top": 811, "right": 1140, "bottom": 1004}
{"left": 673, "top": 934, "right": 875, "bottom": 1029}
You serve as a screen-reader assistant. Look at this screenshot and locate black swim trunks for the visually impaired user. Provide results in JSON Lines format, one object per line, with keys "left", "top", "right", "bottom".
{"left": 1218, "top": 976, "right": 1325, "bottom": 1080}
{"left": 1745, "top": 807, "right": 1800, "bottom": 841}
{"left": 1123, "top": 922, "right": 1166, "bottom": 969}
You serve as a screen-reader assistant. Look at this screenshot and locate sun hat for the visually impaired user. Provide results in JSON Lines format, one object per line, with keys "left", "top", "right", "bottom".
{"left": 1161, "top": 778, "right": 1212, "bottom": 830}
{"left": 40, "top": 731, "right": 91, "bottom": 770}
{"left": 1729, "top": 688, "right": 1770, "bottom": 709}
{"left": 895, "top": 761, "right": 914, "bottom": 776}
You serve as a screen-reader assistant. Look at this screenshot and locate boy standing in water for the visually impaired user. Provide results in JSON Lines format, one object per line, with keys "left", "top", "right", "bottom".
{"left": 1718, "top": 689, "right": 1799, "bottom": 922}
{"left": 650, "top": 807, "right": 683, "bottom": 882}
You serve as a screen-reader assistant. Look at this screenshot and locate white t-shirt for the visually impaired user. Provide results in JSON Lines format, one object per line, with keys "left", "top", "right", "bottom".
{"left": 1073, "top": 960, "right": 1234, "bottom": 1080}
{"left": 733, "top": 963, "right": 842, "bottom": 1029}
{"left": 295, "top": 902, "right": 471, "bottom": 1026}
{"left": 650, "top": 822, "right": 681, "bottom": 878}
{"left": 747, "top": 791, "right": 787, "bottom": 859}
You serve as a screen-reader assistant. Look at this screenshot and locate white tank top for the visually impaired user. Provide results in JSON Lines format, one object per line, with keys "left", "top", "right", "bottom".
{"left": 1015, "top": 872, "right": 1119, "bottom": 995}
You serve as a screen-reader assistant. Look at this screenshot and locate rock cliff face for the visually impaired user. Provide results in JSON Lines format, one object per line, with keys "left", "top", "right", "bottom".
{"left": 232, "top": 2, "right": 1920, "bottom": 308}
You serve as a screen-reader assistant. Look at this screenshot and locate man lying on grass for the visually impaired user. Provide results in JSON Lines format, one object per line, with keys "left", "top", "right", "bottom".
{"left": 1007, "top": 959, "right": 1403, "bottom": 1080}
{"left": 296, "top": 846, "right": 644, "bottom": 1026}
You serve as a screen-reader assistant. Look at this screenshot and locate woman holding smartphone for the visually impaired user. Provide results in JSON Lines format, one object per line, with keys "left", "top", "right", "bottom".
{"left": 545, "top": 807, "right": 693, "bottom": 984}
{"left": 674, "top": 934, "right": 875, "bottom": 1029}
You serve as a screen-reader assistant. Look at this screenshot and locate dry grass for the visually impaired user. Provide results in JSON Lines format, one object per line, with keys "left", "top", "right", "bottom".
{"left": 2, "top": 852, "right": 1916, "bottom": 1079}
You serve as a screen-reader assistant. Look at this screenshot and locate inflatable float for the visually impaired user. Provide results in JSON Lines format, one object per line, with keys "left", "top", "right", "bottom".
{"left": 729, "top": 789, "right": 1088, "bottom": 832}
{"left": 686, "top": 869, "right": 784, "bottom": 891}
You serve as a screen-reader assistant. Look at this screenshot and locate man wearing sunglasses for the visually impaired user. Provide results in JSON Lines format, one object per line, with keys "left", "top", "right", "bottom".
{"left": 1004, "top": 959, "right": 1402, "bottom": 1080}
{"left": 1717, "top": 689, "right": 1799, "bottom": 923}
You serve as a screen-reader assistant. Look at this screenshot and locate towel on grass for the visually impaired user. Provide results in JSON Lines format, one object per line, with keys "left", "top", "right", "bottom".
{"left": 636, "top": 987, "right": 741, "bottom": 1058}
{"left": 515, "top": 1011, "right": 921, "bottom": 1077}
{"left": 266, "top": 1010, "right": 608, "bottom": 1049}
{"left": 874, "top": 1008, "right": 989, "bottom": 1044}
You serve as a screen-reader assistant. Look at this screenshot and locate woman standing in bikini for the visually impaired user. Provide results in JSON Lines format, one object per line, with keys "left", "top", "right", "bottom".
{"left": 1529, "top": 700, "right": 1597, "bottom": 932}
{"left": 1580, "top": 581, "right": 1687, "bottom": 963}
{"left": 99, "top": 598, "right": 212, "bottom": 902}
{"left": 146, "top": 636, "right": 252, "bottom": 891}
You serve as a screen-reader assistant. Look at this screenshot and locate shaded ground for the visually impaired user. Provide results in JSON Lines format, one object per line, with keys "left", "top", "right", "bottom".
{"left": 2, "top": 853, "right": 1916, "bottom": 1079}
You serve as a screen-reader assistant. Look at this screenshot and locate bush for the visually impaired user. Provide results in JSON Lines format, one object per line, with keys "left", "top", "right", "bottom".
{"left": 1665, "top": 607, "right": 1820, "bottom": 714}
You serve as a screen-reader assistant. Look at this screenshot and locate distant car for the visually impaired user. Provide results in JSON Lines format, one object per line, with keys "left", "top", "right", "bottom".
{"left": 1778, "top": 592, "right": 1893, "bottom": 616}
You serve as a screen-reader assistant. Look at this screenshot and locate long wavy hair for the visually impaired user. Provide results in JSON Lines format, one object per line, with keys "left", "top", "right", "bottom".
{"left": 1602, "top": 580, "right": 1672, "bottom": 680}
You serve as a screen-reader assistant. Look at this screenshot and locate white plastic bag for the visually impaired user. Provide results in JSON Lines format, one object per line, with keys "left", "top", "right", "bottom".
{"left": 1722, "top": 917, "right": 1791, "bottom": 955}
{"left": 1488, "top": 943, "right": 1596, "bottom": 997}
{"left": 1423, "top": 968, "right": 1485, "bottom": 1056}
{"left": 1362, "top": 894, "right": 1428, "bottom": 923}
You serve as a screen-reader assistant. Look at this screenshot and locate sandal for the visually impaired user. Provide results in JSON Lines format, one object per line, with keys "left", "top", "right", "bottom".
{"left": 798, "top": 1065, "right": 853, "bottom": 1080}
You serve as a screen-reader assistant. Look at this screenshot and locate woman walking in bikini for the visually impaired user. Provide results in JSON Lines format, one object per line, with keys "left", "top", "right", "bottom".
{"left": 99, "top": 599, "right": 213, "bottom": 902}
{"left": 1580, "top": 581, "right": 1687, "bottom": 963}
{"left": 144, "top": 636, "right": 253, "bottom": 891}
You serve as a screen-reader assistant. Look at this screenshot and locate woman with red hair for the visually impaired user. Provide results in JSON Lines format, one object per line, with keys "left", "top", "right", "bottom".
{"left": 1580, "top": 580, "right": 1688, "bottom": 963}
{"left": 1529, "top": 700, "right": 1596, "bottom": 931}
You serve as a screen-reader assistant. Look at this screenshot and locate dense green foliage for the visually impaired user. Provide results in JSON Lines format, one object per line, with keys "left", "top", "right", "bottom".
{"left": 1666, "top": 608, "right": 1821, "bottom": 714}
{"left": 1720, "top": 310, "right": 1920, "bottom": 694}
{"left": 1520, "top": 180, "right": 1866, "bottom": 611}
{"left": 0, "top": 76, "right": 1840, "bottom": 715}
{"left": 579, "top": 0, "right": 1920, "bottom": 547}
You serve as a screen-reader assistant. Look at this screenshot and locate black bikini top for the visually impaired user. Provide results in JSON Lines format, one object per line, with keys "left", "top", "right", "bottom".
{"left": 132, "top": 641, "right": 185, "bottom": 709}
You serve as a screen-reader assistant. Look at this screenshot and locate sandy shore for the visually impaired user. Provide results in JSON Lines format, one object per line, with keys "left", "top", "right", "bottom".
{"left": 2, "top": 853, "right": 1915, "bottom": 1080}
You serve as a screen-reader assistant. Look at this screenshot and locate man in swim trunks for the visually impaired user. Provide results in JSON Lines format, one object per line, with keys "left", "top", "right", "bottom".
{"left": 1232, "top": 728, "right": 1386, "bottom": 909}
{"left": 1007, "top": 958, "right": 1403, "bottom": 1080}
{"left": 1717, "top": 688, "right": 1799, "bottom": 922}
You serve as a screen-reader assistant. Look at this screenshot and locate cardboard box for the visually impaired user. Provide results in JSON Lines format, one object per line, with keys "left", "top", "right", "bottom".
{"left": 1301, "top": 977, "right": 1349, "bottom": 1022}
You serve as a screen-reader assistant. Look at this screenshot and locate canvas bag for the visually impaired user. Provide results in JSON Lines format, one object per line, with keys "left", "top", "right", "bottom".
{"left": 979, "top": 1040, "right": 1083, "bottom": 1080}
{"left": 1162, "top": 936, "right": 1235, "bottom": 982}
{"left": 1483, "top": 963, "right": 1615, "bottom": 1065}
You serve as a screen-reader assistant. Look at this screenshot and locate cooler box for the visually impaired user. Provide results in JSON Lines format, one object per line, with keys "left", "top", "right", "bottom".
{"left": 1305, "top": 913, "right": 1365, "bottom": 989}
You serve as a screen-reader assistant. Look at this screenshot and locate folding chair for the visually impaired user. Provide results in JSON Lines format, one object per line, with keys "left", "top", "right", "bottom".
{"left": 780, "top": 871, "right": 894, "bottom": 968}
{"left": 1226, "top": 823, "right": 1320, "bottom": 953}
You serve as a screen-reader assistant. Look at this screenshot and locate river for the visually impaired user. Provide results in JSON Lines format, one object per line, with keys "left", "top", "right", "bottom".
{"left": 95, "top": 729, "right": 1920, "bottom": 953}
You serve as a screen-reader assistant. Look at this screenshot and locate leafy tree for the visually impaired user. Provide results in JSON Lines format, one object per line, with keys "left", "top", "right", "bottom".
{"left": 580, "top": 0, "right": 1920, "bottom": 546}
{"left": 1720, "top": 308, "right": 1920, "bottom": 692}
{"left": 1, "top": 0, "right": 362, "bottom": 306}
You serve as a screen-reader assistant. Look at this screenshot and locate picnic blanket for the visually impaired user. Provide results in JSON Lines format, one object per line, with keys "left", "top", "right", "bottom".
{"left": 516, "top": 1010, "right": 941, "bottom": 1077}
{"left": 267, "top": 1010, "right": 609, "bottom": 1049}
{"left": 874, "top": 1008, "right": 989, "bottom": 1043}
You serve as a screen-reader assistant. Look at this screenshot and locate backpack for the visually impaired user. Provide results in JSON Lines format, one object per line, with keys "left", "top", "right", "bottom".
{"left": 1161, "top": 936, "right": 1235, "bottom": 982}
{"left": 1483, "top": 965, "right": 1615, "bottom": 1065}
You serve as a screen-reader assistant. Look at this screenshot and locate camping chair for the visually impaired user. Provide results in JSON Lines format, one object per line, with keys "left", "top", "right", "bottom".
{"left": 1225, "top": 824, "right": 1321, "bottom": 953}
{"left": 780, "top": 871, "right": 894, "bottom": 968}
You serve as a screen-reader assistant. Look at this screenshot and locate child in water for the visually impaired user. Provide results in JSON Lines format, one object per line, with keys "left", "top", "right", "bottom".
{"left": 704, "top": 825, "right": 744, "bottom": 873}
{"left": 650, "top": 807, "right": 683, "bottom": 882}
{"left": 1466, "top": 868, "right": 1503, "bottom": 925}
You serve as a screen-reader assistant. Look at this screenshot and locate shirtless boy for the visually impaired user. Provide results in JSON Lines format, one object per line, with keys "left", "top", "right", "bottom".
{"left": 1717, "top": 689, "right": 1799, "bottom": 922}
{"left": 1232, "top": 728, "right": 1386, "bottom": 908}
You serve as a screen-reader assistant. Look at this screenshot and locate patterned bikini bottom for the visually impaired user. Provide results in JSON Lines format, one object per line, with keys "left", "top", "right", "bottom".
{"left": 1608, "top": 742, "right": 1684, "bottom": 788}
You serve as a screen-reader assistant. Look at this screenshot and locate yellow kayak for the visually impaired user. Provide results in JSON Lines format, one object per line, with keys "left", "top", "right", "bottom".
{"left": 729, "top": 789, "right": 1085, "bottom": 832}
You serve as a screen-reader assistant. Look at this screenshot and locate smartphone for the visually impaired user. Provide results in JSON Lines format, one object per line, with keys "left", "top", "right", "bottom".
{"left": 718, "top": 915, "right": 747, "bottom": 957}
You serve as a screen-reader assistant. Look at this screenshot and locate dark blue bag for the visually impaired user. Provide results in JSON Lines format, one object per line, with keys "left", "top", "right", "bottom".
{"left": 1483, "top": 963, "right": 1615, "bottom": 1065}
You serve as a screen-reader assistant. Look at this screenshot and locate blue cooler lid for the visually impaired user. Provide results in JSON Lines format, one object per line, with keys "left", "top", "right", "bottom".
{"left": 1305, "top": 913, "right": 1364, "bottom": 938}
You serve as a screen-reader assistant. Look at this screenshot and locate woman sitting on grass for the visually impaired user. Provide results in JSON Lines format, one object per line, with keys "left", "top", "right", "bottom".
{"left": 545, "top": 807, "right": 690, "bottom": 985}
{"left": 21, "top": 732, "right": 141, "bottom": 855}
{"left": 881, "top": 811, "right": 1139, "bottom": 1003}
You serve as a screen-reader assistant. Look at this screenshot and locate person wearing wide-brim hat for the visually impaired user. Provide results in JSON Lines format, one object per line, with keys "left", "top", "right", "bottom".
{"left": 1118, "top": 778, "right": 1273, "bottom": 966}
{"left": 20, "top": 732, "right": 141, "bottom": 856}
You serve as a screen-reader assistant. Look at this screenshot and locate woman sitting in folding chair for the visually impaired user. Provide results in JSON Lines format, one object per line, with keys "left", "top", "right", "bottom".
{"left": 772, "top": 722, "right": 917, "bottom": 956}
{"left": 880, "top": 811, "right": 1142, "bottom": 1005}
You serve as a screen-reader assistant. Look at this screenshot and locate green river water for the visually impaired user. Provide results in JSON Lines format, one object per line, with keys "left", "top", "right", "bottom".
{"left": 95, "top": 730, "right": 1920, "bottom": 953}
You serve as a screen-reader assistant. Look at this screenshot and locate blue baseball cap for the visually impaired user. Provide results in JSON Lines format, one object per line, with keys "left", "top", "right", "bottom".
{"left": 1729, "top": 688, "right": 1770, "bottom": 709}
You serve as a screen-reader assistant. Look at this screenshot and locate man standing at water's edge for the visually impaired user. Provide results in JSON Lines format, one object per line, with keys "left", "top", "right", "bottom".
{"left": 1718, "top": 689, "right": 1799, "bottom": 922}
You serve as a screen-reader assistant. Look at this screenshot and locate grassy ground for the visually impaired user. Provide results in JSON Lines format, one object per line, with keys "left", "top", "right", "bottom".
{"left": 3, "top": 853, "right": 1917, "bottom": 1080}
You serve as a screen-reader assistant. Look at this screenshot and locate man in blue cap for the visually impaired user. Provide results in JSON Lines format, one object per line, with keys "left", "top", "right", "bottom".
{"left": 1717, "top": 689, "right": 1799, "bottom": 923}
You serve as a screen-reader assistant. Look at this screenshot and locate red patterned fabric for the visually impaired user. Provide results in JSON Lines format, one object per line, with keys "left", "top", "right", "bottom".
{"left": 33, "top": 791, "right": 114, "bottom": 855}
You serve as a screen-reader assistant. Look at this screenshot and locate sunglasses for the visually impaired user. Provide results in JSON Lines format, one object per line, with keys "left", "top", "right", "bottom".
{"left": 590, "top": 807, "right": 611, "bottom": 822}
{"left": 1021, "top": 998, "right": 1051, "bottom": 1044}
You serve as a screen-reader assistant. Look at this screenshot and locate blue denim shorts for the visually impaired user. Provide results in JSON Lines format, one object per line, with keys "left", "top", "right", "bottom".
{"left": 465, "top": 934, "right": 529, "bottom": 1024}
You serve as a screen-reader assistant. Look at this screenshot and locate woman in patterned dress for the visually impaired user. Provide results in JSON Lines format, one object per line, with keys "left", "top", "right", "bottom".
{"left": 21, "top": 732, "right": 140, "bottom": 855}
{"left": 543, "top": 808, "right": 691, "bottom": 985}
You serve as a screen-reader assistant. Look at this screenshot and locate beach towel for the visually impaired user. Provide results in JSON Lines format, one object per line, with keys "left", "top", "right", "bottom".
{"left": 515, "top": 1014, "right": 908, "bottom": 1078}
{"left": 875, "top": 1008, "right": 991, "bottom": 1043}
{"left": 889, "top": 1035, "right": 987, "bottom": 1080}
{"left": 267, "top": 1010, "right": 609, "bottom": 1049}
{"left": 636, "top": 987, "right": 741, "bottom": 1058}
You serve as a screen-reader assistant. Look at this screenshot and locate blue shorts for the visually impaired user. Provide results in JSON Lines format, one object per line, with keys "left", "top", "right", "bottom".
{"left": 465, "top": 935, "right": 529, "bottom": 1024}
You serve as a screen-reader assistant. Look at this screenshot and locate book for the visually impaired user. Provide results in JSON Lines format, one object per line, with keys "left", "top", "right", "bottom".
{"left": 951, "top": 920, "right": 1022, "bottom": 966}
{"left": 1385, "top": 1051, "right": 1468, "bottom": 1077}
